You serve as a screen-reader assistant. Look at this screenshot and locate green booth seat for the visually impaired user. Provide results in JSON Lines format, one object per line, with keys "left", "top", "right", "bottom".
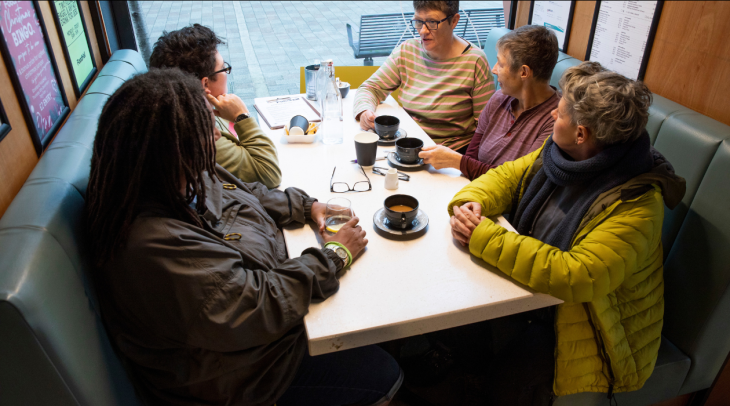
{"left": 0, "top": 50, "right": 147, "bottom": 405}
{"left": 663, "top": 140, "right": 730, "bottom": 395}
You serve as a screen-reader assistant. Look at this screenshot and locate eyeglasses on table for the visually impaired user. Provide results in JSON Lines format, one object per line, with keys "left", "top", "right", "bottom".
{"left": 330, "top": 165, "right": 372, "bottom": 193}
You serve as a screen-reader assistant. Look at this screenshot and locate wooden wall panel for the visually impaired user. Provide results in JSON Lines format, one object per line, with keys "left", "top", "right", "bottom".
{"left": 0, "top": 56, "right": 40, "bottom": 219}
{"left": 566, "top": 1, "right": 596, "bottom": 60}
{"left": 515, "top": 1, "right": 531, "bottom": 28}
{"left": 643, "top": 1, "right": 730, "bottom": 125}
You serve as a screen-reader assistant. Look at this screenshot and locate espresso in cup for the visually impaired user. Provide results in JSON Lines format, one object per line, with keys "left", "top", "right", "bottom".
{"left": 395, "top": 138, "right": 423, "bottom": 164}
{"left": 384, "top": 194, "right": 419, "bottom": 229}
{"left": 374, "top": 115, "right": 400, "bottom": 140}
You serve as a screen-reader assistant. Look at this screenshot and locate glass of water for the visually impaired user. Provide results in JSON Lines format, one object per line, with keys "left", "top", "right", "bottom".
{"left": 325, "top": 197, "right": 352, "bottom": 235}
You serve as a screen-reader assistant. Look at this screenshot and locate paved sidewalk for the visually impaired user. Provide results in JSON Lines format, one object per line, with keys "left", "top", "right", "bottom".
{"left": 132, "top": 1, "right": 502, "bottom": 120}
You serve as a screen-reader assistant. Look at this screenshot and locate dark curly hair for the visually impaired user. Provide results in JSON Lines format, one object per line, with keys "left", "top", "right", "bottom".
{"left": 149, "top": 24, "right": 224, "bottom": 79}
{"left": 86, "top": 68, "right": 218, "bottom": 265}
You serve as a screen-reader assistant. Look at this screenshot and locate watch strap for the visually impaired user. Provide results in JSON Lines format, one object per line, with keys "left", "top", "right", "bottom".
{"left": 322, "top": 247, "right": 345, "bottom": 272}
{"left": 235, "top": 113, "right": 249, "bottom": 123}
{"left": 324, "top": 242, "right": 352, "bottom": 267}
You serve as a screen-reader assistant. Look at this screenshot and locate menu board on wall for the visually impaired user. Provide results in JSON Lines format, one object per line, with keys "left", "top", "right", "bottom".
{"left": 50, "top": 1, "right": 96, "bottom": 96}
{"left": 0, "top": 1, "right": 69, "bottom": 154}
{"left": 0, "top": 99, "right": 10, "bottom": 143}
{"left": 585, "top": 1, "right": 664, "bottom": 81}
{"left": 528, "top": 1, "right": 576, "bottom": 52}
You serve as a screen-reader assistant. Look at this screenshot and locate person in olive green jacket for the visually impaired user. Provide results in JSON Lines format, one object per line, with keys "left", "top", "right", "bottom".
{"left": 448, "top": 62, "right": 685, "bottom": 403}
{"left": 149, "top": 24, "right": 281, "bottom": 188}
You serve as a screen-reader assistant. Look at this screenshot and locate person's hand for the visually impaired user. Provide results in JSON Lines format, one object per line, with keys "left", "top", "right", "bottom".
{"left": 418, "top": 145, "right": 462, "bottom": 170}
{"left": 450, "top": 204, "right": 486, "bottom": 246}
{"left": 205, "top": 92, "right": 249, "bottom": 123}
{"left": 323, "top": 217, "right": 368, "bottom": 259}
{"left": 357, "top": 110, "right": 376, "bottom": 131}
{"left": 310, "top": 202, "right": 327, "bottom": 234}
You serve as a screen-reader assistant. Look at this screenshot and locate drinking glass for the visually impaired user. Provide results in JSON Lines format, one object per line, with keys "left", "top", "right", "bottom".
{"left": 325, "top": 197, "right": 353, "bottom": 235}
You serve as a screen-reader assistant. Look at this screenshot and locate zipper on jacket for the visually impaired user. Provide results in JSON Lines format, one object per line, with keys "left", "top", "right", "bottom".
{"left": 582, "top": 303, "right": 616, "bottom": 400}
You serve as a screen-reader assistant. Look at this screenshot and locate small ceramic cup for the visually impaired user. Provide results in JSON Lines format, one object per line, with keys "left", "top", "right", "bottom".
{"left": 374, "top": 115, "right": 400, "bottom": 140}
{"left": 339, "top": 81, "right": 351, "bottom": 98}
{"left": 395, "top": 137, "right": 423, "bottom": 164}
{"left": 384, "top": 194, "right": 419, "bottom": 229}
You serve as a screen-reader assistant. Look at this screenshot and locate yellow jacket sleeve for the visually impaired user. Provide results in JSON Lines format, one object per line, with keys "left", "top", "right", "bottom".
{"left": 215, "top": 118, "right": 282, "bottom": 188}
{"left": 448, "top": 147, "right": 543, "bottom": 217}
{"left": 467, "top": 188, "right": 664, "bottom": 303}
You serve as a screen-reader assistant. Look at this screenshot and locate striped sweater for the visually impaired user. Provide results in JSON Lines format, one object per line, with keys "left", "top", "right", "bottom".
{"left": 354, "top": 39, "right": 495, "bottom": 150}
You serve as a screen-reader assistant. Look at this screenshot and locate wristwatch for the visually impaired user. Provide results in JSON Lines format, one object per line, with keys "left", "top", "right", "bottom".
{"left": 235, "top": 113, "right": 249, "bottom": 123}
{"left": 324, "top": 244, "right": 349, "bottom": 268}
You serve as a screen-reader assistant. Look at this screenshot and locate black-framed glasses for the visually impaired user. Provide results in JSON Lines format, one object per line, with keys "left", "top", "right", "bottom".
{"left": 330, "top": 165, "right": 372, "bottom": 193}
{"left": 410, "top": 15, "right": 454, "bottom": 31}
{"left": 372, "top": 166, "right": 410, "bottom": 181}
{"left": 207, "top": 61, "right": 232, "bottom": 77}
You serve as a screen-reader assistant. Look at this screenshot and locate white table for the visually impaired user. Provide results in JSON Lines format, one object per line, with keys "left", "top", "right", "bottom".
{"left": 256, "top": 90, "right": 562, "bottom": 356}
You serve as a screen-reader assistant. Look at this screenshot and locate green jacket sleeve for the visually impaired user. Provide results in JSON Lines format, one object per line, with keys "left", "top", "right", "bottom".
{"left": 467, "top": 188, "right": 664, "bottom": 303}
{"left": 215, "top": 117, "right": 282, "bottom": 188}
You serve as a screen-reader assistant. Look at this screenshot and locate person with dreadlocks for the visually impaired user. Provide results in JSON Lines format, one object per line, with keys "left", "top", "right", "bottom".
{"left": 86, "top": 68, "right": 402, "bottom": 406}
{"left": 149, "top": 24, "right": 282, "bottom": 188}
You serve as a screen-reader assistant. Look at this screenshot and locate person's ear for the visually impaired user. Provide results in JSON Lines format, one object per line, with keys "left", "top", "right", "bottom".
{"left": 520, "top": 65, "right": 531, "bottom": 80}
{"left": 450, "top": 13, "right": 460, "bottom": 27}
{"left": 200, "top": 77, "right": 209, "bottom": 90}
{"left": 576, "top": 125, "right": 592, "bottom": 145}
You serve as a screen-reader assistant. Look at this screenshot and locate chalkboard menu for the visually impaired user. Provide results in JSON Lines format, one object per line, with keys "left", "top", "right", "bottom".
{"left": 528, "top": 1, "right": 576, "bottom": 53}
{"left": 0, "top": 1, "right": 70, "bottom": 155}
{"left": 585, "top": 1, "right": 664, "bottom": 81}
{"left": 0, "top": 98, "right": 10, "bottom": 143}
{"left": 50, "top": 1, "right": 96, "bottom": 96}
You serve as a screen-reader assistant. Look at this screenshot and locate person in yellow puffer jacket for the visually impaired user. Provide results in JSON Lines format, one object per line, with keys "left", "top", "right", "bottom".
{"left": 448, "top": 61, "right": 686, "bottom": 404}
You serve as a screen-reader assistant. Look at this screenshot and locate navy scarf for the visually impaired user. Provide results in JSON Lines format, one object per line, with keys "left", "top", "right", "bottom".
{"left": 513, "top": 132, "right": 653, "bottom": 251}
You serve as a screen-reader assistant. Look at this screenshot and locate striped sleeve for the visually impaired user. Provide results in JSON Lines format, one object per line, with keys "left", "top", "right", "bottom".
{"left": 352, "top": 47, "right": 404, "bottom": 119}
{"left": 472, "top": 57, "right": 496, "bottom": 121}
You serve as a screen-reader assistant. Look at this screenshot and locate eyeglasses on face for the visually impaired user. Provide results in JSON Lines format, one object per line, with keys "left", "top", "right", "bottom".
{"left": 330, "top": 165, "right": 372, "bottom": 193}
{"left": 207, "top": 61, "right": 232, "bottom": 78}
{"left": 410, "top": 15, "right": 454, "bottom": 31}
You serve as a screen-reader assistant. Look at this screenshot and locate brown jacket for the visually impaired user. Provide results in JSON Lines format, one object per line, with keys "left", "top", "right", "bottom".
{"left": 97, "top": 165, "right": 342, "bottom": 406}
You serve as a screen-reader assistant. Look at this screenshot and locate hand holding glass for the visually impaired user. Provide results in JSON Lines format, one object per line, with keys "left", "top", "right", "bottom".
{"left": 325, "top": 198, "right": 353, "bottom": 235}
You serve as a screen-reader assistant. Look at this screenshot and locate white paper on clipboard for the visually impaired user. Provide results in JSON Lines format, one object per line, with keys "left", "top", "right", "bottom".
{"left": 253, "top": 96, "right": 321, "bottom": 129}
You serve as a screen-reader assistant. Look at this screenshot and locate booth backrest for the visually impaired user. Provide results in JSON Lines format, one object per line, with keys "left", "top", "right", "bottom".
{"left": 0, "top": 50, "right": 147, "bottom": 406}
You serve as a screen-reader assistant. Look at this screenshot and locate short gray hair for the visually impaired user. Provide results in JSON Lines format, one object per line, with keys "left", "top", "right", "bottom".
{"left": 559, "top": 61, "right": 652, "bottom": 147}
{"left": 496, "top": 25, "right": 559, "bottom": 82}
{"left": 413, "top": 1, "right": 459, "bottom": 17}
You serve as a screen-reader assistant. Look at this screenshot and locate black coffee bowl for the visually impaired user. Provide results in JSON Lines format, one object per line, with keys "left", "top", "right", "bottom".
{"left": 384, "top": 194, "right": 419, "bottom": 229}
{"left": 395, "top": 137, "right": 424, "bottom": 164}
{"left": 374, "top": 115, "right": 400, "bottom": 140}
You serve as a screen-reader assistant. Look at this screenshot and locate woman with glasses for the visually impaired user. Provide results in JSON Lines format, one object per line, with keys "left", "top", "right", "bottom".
{"left": 87, "top": 69, "right": 402, "bottom": 406}
{"left": 354, "top": 0, "right": 496, "bottom": 154}
{"left": 150, "top": 24, "right": 282, "bottom": 189}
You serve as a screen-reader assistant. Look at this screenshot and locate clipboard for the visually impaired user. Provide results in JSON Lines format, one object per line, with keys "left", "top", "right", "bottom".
{"left": 254, "top": 96, "right": 321, "bottom": 129}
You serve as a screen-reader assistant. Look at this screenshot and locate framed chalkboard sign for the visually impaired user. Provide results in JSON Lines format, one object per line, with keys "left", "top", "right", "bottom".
{"left": 0, "top": 1, "right": 70, "bottom": 155}
{"left": 50, "top": 1, "right": 96, "bottom": 97}
{"left": 585, "top": 1, "right": 664, "bottom": 81}
{"left": 0, "top": 98, "right": 10, "bottom": 143}
{"left": 528, "top": 1, "right": 576, "bottom": 53}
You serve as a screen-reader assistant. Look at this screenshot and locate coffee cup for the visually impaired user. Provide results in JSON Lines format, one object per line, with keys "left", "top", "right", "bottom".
{"left": 395, "top": 137, "right": 423, "bottom": 164}
{"left": 384, "top": 194, "right": 419, "bottom": 229}
{"left": 288, "top": 115, "right": 309, "bottom": 135}
{"left": 374, "top": 115, "right": 400, "bottom": 140}
{"left": 354, "top": 132, "right": 379, "bottom": 166}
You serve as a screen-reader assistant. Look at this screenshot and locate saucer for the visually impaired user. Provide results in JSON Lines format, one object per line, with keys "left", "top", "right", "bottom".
{"left": 373, "top": 207, "right": 429, "bottom": 238}
{"left": 377, "top": 128, "right": 407, "bottom": 146}
{"left": 387, "top": 151, "right": 424, "bottom": 169}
